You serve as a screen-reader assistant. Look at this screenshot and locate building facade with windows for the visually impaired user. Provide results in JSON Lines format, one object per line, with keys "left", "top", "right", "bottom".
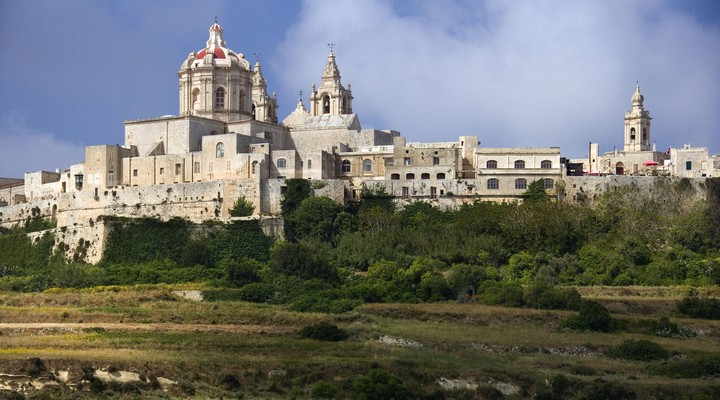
{"left": 1, "top": 21, "right": 565, "bottom": 234}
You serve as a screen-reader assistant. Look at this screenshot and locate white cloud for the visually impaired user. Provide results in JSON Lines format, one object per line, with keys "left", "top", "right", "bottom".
{"left": 0, "top": 112, "right": 85, "bottom": 179}
{"left": 277, "top": 0, "right": 720, "bottom": 157}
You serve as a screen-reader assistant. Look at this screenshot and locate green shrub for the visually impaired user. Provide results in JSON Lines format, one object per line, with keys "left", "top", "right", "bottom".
{"left": 581, "top": 378, "right": 636, "bottom": 400}
{"left": 298, "top": 322, "right": 349, "bottom": 341}
{"left": 202, "top": 289, "right": 244, "bottom": 302}
{"left": 649, "top": 357, "right": 703, "bottom": 378}
{"left": 229, "top": 196, "right": 255, "bottom": 217}
{"left": 570, "top": 364, "right": 596, "bottom": 376}
{"left": 646, "top": 316, "right": 696, "bottom": 338}
{"left": 237, "top": 283, "right": 274, "bottom": 303}
{"left": 352, "top": 368, "right": 411, "bottom": 400}
{"left": 608, "top": 339, "right": 669, "bottom": 361}
{"left": 562, "top": 300, "right": 617, "bottom": 332}
{"left": 224, "top": 259, "right": 262, "bottom": 287}
{"left": 311, "top": 380, "right": 339, "bottom": 399}
{"left": 677, "top": 296, "right": 720, "bottom": 319}
{"left": 523, "top": 284, "right": 582, "bottom": 310}
{"left": 478, "top": 282, "right": 524, "bottom": 307}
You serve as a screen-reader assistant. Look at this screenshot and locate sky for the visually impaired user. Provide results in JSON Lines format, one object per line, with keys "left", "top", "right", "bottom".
{"left": 1, "top": 0, "right": 719, "bottom": 178}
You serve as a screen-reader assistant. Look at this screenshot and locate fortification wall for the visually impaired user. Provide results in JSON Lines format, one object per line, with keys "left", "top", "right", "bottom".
{"left": 560, "top": 176, "right": 708, "bottom": 204}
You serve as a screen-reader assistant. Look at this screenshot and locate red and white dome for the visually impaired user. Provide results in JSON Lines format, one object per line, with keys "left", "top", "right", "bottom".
{"left": 180, "top": 22, "right": 249, "bottom": 70}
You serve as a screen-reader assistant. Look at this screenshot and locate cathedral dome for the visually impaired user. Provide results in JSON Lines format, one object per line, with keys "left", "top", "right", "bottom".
{"left": 180, "top": 22, "right": 250, "bottom": 70}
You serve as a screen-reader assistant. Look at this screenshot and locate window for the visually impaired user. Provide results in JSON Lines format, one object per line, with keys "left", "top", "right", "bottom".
{"left": 216, "top": 142, "right": 224, "bottom": 158}
{"left": 515, "top": 178, "right": 527, "bottom": 190}
{"left": 543, "top": 178, "right": 554, "bottom": 189}
{"left": 215, "top": 87, "right": 225, "bottom": 109}
{"left": 307, "top": 159, "right": 312, "bottom": 169}
{"left": 194, "top": 162, "right": 200, "bottom": 173}
{"left": 433, "top": 156, "right": 440, "bottom": 165}
{"left": 175, "top": 163, "right": 182, "bottom": 175}
{"left": 421, "top": 173, "right": 430, "bottom": 179}
{"left": 191, "top": 88, "right": 200, "bottom": 109}
{"left": 406, "top": 173, "right": 415, "bottom": 179}
{"left": 630, "top": 127, "right": 636, "bottom": 141}
{"left": 391, "top": 173, "right": 400, "bottom": 180}
{"left": 108, "top": 171, "right": 114, "bottom": 186}
{"left": 541, "top": 160, "right": 552, "bottom": 169}
{"left": 133, "top": 169, "right": 138, "bottom": 177}
{"left": 642, "top": 127, "right": 647, "bottom": 141}
{"left": 251, "top": 161, "right": 258, "bottom": 174}
{"left": 277, "top": 158, "right": 287, "bottom": 168}
{"left": 436, "top": 173, "right": 446, "bottom": 179}
{"left": 159, "top": 167, "right": 165, "bottom": 175}
{"left": 487, "top": 178, "right": 499, "bottom": 190}
{"left": 430, "top": 187, "right": 437, "bottom": 199}
{"left": 402, "top": 186, "right": 410, "bottom": 198}
{"left": 686, "top": 161, "right": 692, "bottom": 170}
{"left": 514, "top": 160, "right": 525, "bottom": 169}
{"left": 226, "top": 161, "right": 231, "bottom": 171}
{"left": 362, "top": 159, "right": 372, "bottom": 173}
{"left": 404, "top": 157, "right": 411, "bottom": 166}
{"left": 486, "top": 160, "right": 497, "bottom": 169}
{"left": 341, "top": 159, "right": 351, "bottom": 173}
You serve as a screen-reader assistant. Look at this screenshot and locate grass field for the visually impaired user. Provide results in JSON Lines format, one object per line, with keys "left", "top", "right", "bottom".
{"left": 0, "top": 286, "right": 718, "bottom": 399}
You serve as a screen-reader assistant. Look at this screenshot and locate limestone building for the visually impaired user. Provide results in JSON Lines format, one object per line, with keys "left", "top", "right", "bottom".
{"left": 0, "top": 21, "right": 569, "bottom": 240}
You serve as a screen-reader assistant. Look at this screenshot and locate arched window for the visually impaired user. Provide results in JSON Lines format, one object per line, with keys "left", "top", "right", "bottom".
{"left": 191, "top": 88, "right": 200, "bottom": 110}
{"left": 642, "top": 127, "right": 647, "bottom": 141}
{"left": 630, "top": 127, "right": 636, "bottom": 141}
{"left": 251, "top": 161, "right": 258, "bottom": 175}
{"left": 277, "top": 158, "right": 287, "bottom": 168}
{"left": 406, "top": 173, "right": 415, "bottom": 179}
{"left": 421, "top": 173, "right": 430, "bottom": 179}
{"left": 541, "top": 160, "right": 552, "bottom": 169}
{"left": 543, "top": 178, "right": 554, "bottom": 189}
{"left": 216, "top": 142, "right": 224, "bottom": 158}
{"left": 486, "top": 160, "right": 497, "bottom": 169}
{"left": 341, "top": 159, "right": 351, "bottom": 173}
{"left": 487, "top": 178, "right": 499, "bottom": 190}
{"left": 615, "top": 162, "right": 625, "bottom": 175}
{"left": 362, "top": 159, "right": 372, "bottom": 173}
{"left": 436, "top": 173, "right": 446, "bottom": 179}
{"left": 215, "top": 87, "right": 225, "bottom": 109}
{"left": 515, "top": 178, "right": 527, "bottom": 190}
{"left": 514, "top": 160, "right": 525, "bottom": 169}
{"left": 322, "top": 94, "right": 330, "bottom": 114}
{"left": 391, "top": 173, "right": 400, "bottom": 180}
{"left": 252, "top": 104, "right": 256, "bottom": 120}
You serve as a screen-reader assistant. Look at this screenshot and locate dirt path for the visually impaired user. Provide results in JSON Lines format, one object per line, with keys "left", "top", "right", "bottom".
{"left": 0, "top": 322, "right": 292, "bottom": 334}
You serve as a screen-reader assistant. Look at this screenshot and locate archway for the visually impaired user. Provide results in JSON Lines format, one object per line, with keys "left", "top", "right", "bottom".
{"left": 615, "top": 162, "right": 625, "bottom": 175}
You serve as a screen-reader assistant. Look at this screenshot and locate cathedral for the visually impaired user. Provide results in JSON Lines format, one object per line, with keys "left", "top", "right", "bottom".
{"left": 1, "top": 21, "right": 716, "bottom": 245}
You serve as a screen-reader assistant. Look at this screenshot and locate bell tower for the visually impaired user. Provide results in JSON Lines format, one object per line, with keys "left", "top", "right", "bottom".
{"left": 623, "top": 83, "right": 652, "bottom": 152}
{"left": 310, "top": 49, "right": 353, "bottom": 116}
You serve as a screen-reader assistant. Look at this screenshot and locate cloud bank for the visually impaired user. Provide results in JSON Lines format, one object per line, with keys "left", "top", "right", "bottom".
{"left": 275, "top": 0, "right": 720, "bottom": 157}
{"left": 0, "top": 112, "right": 85, "bottom": 179}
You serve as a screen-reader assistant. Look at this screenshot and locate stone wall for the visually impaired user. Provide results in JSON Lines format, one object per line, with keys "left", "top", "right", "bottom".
{"left": 560, "top": 175, "right": 708, "bottom": 204}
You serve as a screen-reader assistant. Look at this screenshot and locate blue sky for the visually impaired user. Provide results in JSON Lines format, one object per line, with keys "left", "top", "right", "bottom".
{"left": 1, "top": 0, "right": 719, "bottom": 178}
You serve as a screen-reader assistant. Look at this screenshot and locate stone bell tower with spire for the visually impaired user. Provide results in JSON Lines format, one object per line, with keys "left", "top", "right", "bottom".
{"left": 310, "top": 48, "right": 353, "bottom": 116}
{"left": 251, "top": 59, "right": 279, "bottom": 123}
{"left": 623, "top": 83, "right": 652, "bottom": 152}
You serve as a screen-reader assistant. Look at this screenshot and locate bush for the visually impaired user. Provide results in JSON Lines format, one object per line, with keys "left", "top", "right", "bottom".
{"left": 237, "top": 283, "right": 274, "bottom": 303}
{"left": 311, "top": 380, "right": 339, "bottom": 399}
{"left": 298, "top": 322, "right": 349, "bottom": 341}
{"left": 523, "top": 285, "right": 582, "bottom": 310}
{"left": 562, "top": 300, "right": 617, "bottom": 332}
{"left": 352, "top": 368, "right": 411, "bottom": 400}
{"left": 478, "top": 282, "right": 524, "bottom": 307}
{"left": 581, "top": 378, "right": 636, "bottom": 400}
{"left": 646, "top": 316, "right": 696, "bottom": 338}
{"left": 677, "top": 296, "right": 720, "bottom": 319}
{"left": 608, "top": 339, "right": 669, "bottom": 361}
{"left": 229, "top": 196, "right": 254, "bottom": 217}
{"left": 650, "top": 353, "right": 720, "bottom": 378}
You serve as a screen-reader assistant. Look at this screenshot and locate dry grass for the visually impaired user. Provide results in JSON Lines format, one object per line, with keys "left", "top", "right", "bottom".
{"left": 0, "top": 287, "right": 718, "bottom": 399}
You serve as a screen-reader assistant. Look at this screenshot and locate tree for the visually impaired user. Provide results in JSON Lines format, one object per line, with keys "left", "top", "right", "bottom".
{"left": 521, "top": 179, "right": 549, "bottom": 203}
{"left": 229, "top": 196, "right": 254, "bottom": 217}
{"left": 292, "top": 196, "right": 352, "bottom": 244}
{"left": 268, "top": 241, "right": 338, "bottom": 282}
{"left": 280, "top": 178, "right": 313, "bottom": 241}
